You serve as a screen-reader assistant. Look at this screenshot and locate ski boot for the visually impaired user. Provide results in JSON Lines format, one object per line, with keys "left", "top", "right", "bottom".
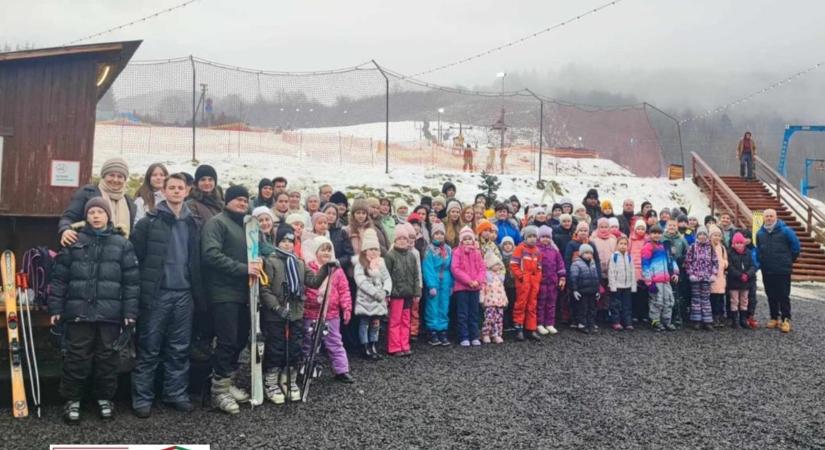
{"left": 229, "top": 371, "right": 250, "bottom": 403}
{"left": 280, "top": 370, "right": 301, "bottom": 402}
{"left": 211, "top": 376, "right": 240, "bottom": 414}
{"left": 265, "top": 370, "right": 286, "bottom": 405}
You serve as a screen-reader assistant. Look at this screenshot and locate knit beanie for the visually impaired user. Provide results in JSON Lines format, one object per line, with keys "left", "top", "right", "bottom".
{"left": 530, "top": 207, "right": 545, "bottom": 217}
{"left": 393, "top": 197, "right": 410, "bottom": 212}
{"left": 608, "top": 217, "right": 620, "bottom": 227}
{"left": 575, "top": 221, "right": 590, "bottom": 232}
{"left": 84, "top": 197, "right": 112, "bottom": 221}
{"left": 393, "top": 222, "right": 414, "bottom": 240}
{"left": 330, "top": 191, "right": 348, "bottom": 206}
{"left": 522, "top": 225, "right": 538, "bottom": 238}
{"left": 634, "top": 219, "right": 647, "bottom": 231}
{"left": 500, "top": 236, "right": 515, "bottom": 248}
{"left": 431, "top": 222, "right": 446, "bottom": 237}
{"left": 484, "top": 251, "right": 503, "bottom": 270}
{"left": 559, "top": 213, "right": 573, "bottom": 223}
{"left": 708, "top": 224, "right": 722, "bottom": 237}
{"left": 538, "top": 225, "right": 553, "bottom": 239}
{"left": 732, "top": 232, "right": 746, "bottom": 245}
{"left": 286, "top": 213, "right": 305, "bottom": 226}
{"left": 366, "top": 197, "right": 380, "bottom": 208}
{"left": 252, "top": 206, "right": 275, "bottom": 222}
{"left": 311, "top": 212, "right": 327, "bottom": 228}
{"left": 195, "top": 164, "right": 218, "bottom": 183}
{"left": 350, "top": 198, "right": 368, "bottom": 214}
{"left": 100, "top": 157, "right": 129, "bottom": 179}
{"left": 459, "top": 226, "right": 475, "bottom": 243}
{"left": 475, "top": 219, "right": 494, "bottom": 236}
{"left": 585, "top": 188, "right": 599, "bottom": 200}
{"left": 445, "top": 199, "right": 462, "bottom": 214}
{"left": 224, "top": 185, "right": 250, "bottom": 204}
{"left": 441, "top": 181, "right": 456, "bottom": 195}
{"left": 559, "top": 197, "right": 573, "bottom": 207}
{"left": 258, "top": 178, "right": 273, "bottom": 190}
{"left": 660, "top": 207, "right": 671, "bottom": 217}
{"left": 312, "top": 235, "right": 336, "bottom": 259}
{"left": 275, "top": 224, "right": 296, "bottom": 244}
{"left": 433, "top": 196, "right": 447, "bottom": 207}
{"left": 696, "top": 226, "right": 709, "bottom": 237}
{"left": 357, "top": 228, "right": 378, "bottom": 251}
{"left": 601, "top": 199, "right": 613, "bottom": 210}
{"left": 579, "top": 243, "right": 594, "bottom": 255}
{"left": 407, "top": 212, "right": 423, "bottom": 224}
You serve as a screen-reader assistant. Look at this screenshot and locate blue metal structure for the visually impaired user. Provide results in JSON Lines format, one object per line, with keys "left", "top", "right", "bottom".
{"left": 801, "top": 158, "right": 825, "bottom": 197}
{"left": 778, "top": 125, "right": 825, "bottom": 177}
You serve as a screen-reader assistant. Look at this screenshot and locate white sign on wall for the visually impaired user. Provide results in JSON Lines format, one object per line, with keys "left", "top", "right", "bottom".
{"left": 50, "top": 160, "right": 81, "bottom": 187}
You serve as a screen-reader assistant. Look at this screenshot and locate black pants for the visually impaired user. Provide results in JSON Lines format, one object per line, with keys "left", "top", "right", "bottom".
{"left": 211, "top": 302, "right": 250, "bottom": 379}
{"left": 60, "top": 322, "right": 121, "bottom": 401}
{"left": 577, "top": 293, "right": 597, "bottom": 329}
{"left": 747, "top": 280, "right": 758, "bottom": 317}
{"left": 632, "top": 286, "right": 649, "bottom": 321}
{"left": 262, "top": 319, "right": 304, "bottom": 371}
{"left": 763, "top": 273, "right": 792, "bottom": 320}
{"left": 503, "top": 285, "right": 516, "bottom": 329}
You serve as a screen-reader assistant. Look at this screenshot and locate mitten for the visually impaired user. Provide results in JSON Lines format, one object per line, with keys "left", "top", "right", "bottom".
{"left": 573, "top": 291, "right": 582, "bottom": 301}
{"left": 429, "top": 288, "right": 437, "bottom": 297}
{"left": 648, "top": 283, "right": 658, "bottom": 294}
{"left": 740, "top": 273, "right": 748, "bottom": 283}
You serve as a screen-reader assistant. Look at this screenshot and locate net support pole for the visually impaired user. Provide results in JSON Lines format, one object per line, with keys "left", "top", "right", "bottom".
{"left": 190, "top": 55, "right": 196, "bottom": 163}
{"left": 645, "top": 102, "right": 685, "bottom": 180}
{"left": 373, "top": 60, "right": 390, "bottom": 174}
{"left": 525, "top": 89, "right": 544, "bottom": 183}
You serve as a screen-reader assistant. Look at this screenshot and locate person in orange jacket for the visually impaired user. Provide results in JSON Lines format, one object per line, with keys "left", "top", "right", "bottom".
{"left": 510, "top": 225, "right": 542, "bottom": 341}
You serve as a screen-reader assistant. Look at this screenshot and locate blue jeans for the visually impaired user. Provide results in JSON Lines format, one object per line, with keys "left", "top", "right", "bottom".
{"left": 740, "top": 153, "right": 753, "bottom": 179}
{"left": 454, "top": 290, "right": 480, "bottom": 342}
{"left": 358, "top": 316, "right": 381, "bottom": 344}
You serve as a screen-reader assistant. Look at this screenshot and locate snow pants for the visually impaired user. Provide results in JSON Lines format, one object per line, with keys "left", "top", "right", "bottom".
{"left": 690, "top": 281, "right": 712, "bottom": 323}
{"left": 482, "top": 307, "right": 504, "bottom": 338}
{"left": 410, "top": 297, "right": 421, "bottom": 337}
{"left": 262, "top": 319, "right": 304, "bottom": 371}
{"left": 60, "top": 322, "right": 120, "bottom": 401}
{"left": 729, "top": 289, "right": 749, "bottom": 312}
{"left": 387, "top": 297, "right": 412, "bottom": 354}
{"left": 425, "top": 285, "right": 451, "bottom": 333}
{"left": 211, "top": 302, "right": 250, "bottom": 379}
{"left": 132, "top": 289, "right": 193, "bottom": 409}
{"left": 513, "top": 273, "right": 540, "bottom": 331}
{"left": 302, "top": 317, "right": 349, "bottom": 375}
{"left": 649, "top": 282, "right": 674, "bottom": 325}
{"left": 632, "top": 284, "right": 649, "bottom": 322}
{"left": 455, "top": 290, "right": 481, "bottom": 342}
{"left": 537, "top": 282, "right": 558, "bottom": 327}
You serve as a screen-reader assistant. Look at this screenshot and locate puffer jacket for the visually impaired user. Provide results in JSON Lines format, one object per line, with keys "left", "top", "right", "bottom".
{"left": 200, "top": 211, "right": 248, "bottom": 305}
{"left": 569, "top": 258, "right": 600, "bottom": 295}
{"left": 48, "top": 225, "right": 140, "bottom": 323}
{"left": 329, "top": 223, "right": 355, "bottom": 272}
{"left": 481, "top": 270, "right": 508, "bottom": 308}
{"left": 564, "top": 239, "right": 602, "bottom": 279}
{"left": 663, "top": 231, "right": 689, "bottom": 267}
{"left": 304, "top": 263, "right": 351, "bottom": 321}
{"left": 259, "top": 251, "right": 330, "bottom": 322}
{"left": 451, "top": 244, "right": 486, "bottom": 292}
{"left": 608, "top": 251, "right": 637, "bottom": 292}
{"left": 589, "top": 234, "right": 617, "bottom": 276}
{"left": 726, "top": 248, "right": 757, "bottom": 290}
{"left": 423, "top": 242, "right": 454, "bottom": 291}
{"left": 711, "top": 243, "right": 728, "bottom": 294}
{"left": 628, "top": 232, "right": 648, "bottom": 281}
{"left": 538, "top": 243, "right": 566, "bottom": 285}
{"left": 684, "top": 240, "right": 718, "bottom": 282}
{"left": 493, "top": 217, "right": 522, "bottom": 245}
{"left": 354, "top": 260, "right": 392, "bottom": 316}
{"left": 130, "top": 202, "right": 204, "bottom": 311}
{"left": 756, "top": 220, "right": 801, "bottom": 275}
{"left": 384, "top": 247, "right": 422, "bottom": 298}
{"left": 58, "top": 184, "right": 136, "bottom": 237}
{"left": 641, "top": 240, "right": 678, "bottom": 283}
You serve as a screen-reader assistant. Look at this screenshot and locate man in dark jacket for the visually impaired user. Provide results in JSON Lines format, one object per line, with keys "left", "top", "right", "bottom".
{"left": 583, "top": 188, "right": 602, "bottom": 226}
{"left": 130, "top": 174, "right": 203, "bottom": 418}
{"left": 201, "top": 185, "right": 259, "bottom": 414}
{"left": 756, "top": 209, "right": 800, "bottom": 333}
{"left": 48, "top": 197, "right": 140, "bottom": 423}
{"left": 617, "top": 198, "right": 635, "bottom": 236}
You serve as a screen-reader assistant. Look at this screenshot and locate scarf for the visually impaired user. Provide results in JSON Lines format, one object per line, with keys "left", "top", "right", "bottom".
{"left": 764, "top": 222, "right": 776, "bottom": 232}
{"left": 98, "top": 180, "right": 131, "bottom": 237}
{"left": 274, "top": 247, "right": 301, "bottom": 297}
{"left": 596, "top": 227, "right": 611, "bottom": 240}
{"left": 610, "top": 229, "right": 623, "bottom": 238}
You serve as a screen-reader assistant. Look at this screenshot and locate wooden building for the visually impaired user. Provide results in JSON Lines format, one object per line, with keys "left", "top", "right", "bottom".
{"left": 0, "top": 40, "right": 141, "bottom": 254}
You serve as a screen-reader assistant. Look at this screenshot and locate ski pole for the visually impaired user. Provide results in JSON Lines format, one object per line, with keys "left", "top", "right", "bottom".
{"left": 16, "top": 273, "right": 40, "bottom": 417}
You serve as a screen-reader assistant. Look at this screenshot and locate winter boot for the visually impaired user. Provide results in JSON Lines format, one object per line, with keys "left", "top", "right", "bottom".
{"left": 279, "top": 370, "right": 301, "bottom": 402}
{"left": 211, "top": 377, "right": 240, "bottom": 414}
{"left": 739, "top": 312, "right": 748, "bottom": 329}
{"left": 429, "top": 332, "right": 441, "bottom": 346}
{"left": 515, "top": 326, "right": 525, "bottom": 341}
{"left": 228, "top": 372, "right": 250, "bottom": 403}
{"left": 97, "top": 400, "right": 115, "bottom": 420}
{"left": 363, "top": 344, "right": 373, "bottom": 360}
{"left": 527, "top": 331, "right": 542, "bottom": 341}
{"left": 264, "top": 370, "right": 286, "bottom": 405}
{"left": 730, "top": 312, "right": 740, "bottom": 329}
{"left": 63, "top": 400, "right": 81, "bottom": 424}
{"left": 370, "top": 342, "right": 382, "bottom": 360}
{"left": 766, "top": 319, "right": 779, "bottom": 329}
{"left": 780, "top": 319, "right": 792, "bottom": 333}
{"left": 439, "top": 331, "right": 451, "bottom": 346}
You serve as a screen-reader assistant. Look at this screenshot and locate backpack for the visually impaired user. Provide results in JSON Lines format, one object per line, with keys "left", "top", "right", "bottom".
{"left": 21, "top": 246, "right": 56, "bottom": 306}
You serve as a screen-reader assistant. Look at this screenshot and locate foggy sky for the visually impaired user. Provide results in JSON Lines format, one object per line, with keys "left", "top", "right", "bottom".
{"left": 3, "top": 0, "right": 825, "bottom": 119}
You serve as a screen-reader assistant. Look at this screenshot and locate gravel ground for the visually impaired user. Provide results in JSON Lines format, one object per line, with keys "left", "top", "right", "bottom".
{"left": 3, "top": 294, "right": 825, "bottom": 449}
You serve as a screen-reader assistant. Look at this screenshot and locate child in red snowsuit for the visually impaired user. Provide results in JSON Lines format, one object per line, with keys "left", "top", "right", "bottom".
{"left": 510, "top": 225, "right": 542, "bottom": 341}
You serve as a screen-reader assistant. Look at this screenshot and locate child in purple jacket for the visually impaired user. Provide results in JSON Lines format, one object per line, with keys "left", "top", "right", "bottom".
{"left": 684, "top": 227, "right": 719, "bottom": 330}
{"left": 536, "top": 226, "right": 566, "bottom": 335}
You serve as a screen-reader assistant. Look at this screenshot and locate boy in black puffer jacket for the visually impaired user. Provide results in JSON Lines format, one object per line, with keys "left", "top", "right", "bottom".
{"left": 569, "top": 244, "right": 601, "bottom": 334}
{"left": 48, "top": 197, "right": 140, "bottom": 424}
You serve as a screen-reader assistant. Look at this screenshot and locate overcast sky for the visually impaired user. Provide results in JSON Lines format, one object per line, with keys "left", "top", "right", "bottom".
{"left": 3, "top": 0, "right": 825, "bottom": 117}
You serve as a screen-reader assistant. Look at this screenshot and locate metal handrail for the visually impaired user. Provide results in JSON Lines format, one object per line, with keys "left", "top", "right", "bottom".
{"left": 691, "top": 152, "right": 753, "bottom": 229}
{"left": 753, "top": 155, "right": 825, "bottom": 242}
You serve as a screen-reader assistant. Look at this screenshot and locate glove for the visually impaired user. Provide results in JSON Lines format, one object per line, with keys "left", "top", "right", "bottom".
{"left": 573, "top": 291, "right": 582, "bottom": 301}
{"left": 429, "top": 288, "right": 437, "bottom": 297}
{"left": 740, "top": 273, "right": 749, "bottom": 283}
{"left": 648, "top": 283, "right": 658, "bottom": 294}
{"left": 595, "top": 292, "right": 601, "bottom": 300}
{"left": 325, "top": 260, "right": 340, "bottom": 269}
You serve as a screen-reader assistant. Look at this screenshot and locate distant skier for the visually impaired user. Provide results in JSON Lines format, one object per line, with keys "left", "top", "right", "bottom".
{"left": 463, "top": 144, "right": 475, "bottom": 172}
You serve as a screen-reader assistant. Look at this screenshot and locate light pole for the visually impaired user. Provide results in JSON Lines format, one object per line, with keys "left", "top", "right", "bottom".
{"left": 437, "top": 108, "right": 444, "bottom": 146}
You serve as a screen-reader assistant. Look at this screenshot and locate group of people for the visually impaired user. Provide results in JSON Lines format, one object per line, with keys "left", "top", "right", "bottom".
{"left": 46, "top": 156, "right": 801, "bottom": 423}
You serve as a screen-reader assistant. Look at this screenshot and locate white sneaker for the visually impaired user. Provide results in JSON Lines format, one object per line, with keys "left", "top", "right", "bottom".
{"left": 547, "top": 326, "right": 558, "bottom": 335}
{"left": 537, "top": 325, "right": 549, "bottom": 335}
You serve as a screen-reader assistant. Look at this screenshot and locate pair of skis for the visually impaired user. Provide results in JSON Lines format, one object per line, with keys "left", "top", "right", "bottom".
{"left": 245, "top": 216, "right": 265, "bottom": 407}
{"left": 301, "top": 268, "right": 333, "bottom": 402}
{"left": 2, "top": 250, "right": 41, "bottom": 418}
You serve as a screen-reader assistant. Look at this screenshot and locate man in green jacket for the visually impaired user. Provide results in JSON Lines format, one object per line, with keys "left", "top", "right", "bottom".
{"left": 662, "top": 218, "right": 689, "bottom": 327}
{"left": 201, "top": 185, "right": 259, "bottom": 414}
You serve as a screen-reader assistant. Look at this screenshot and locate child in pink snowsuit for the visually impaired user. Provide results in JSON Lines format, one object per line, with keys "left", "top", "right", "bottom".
{"left": 303, "top": 236, "right": 354, "bottom": 382}
{"left": 537, "top": 225, "right": 566, "bottom": 335}
{"left": 480, "top": 252, "right": 508, "bottom": 344}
